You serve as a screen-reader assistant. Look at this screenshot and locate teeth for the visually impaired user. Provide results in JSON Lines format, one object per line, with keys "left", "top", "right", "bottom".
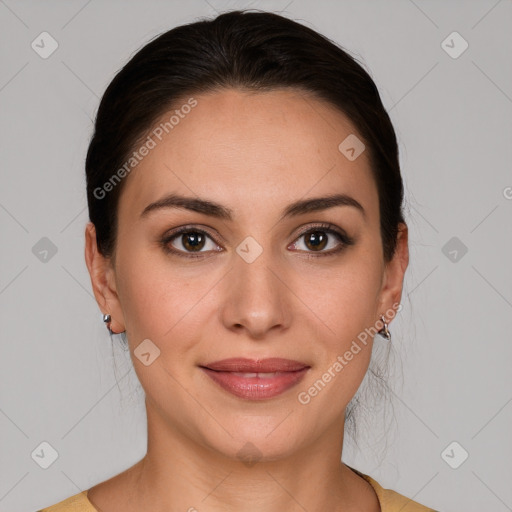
{"left": 232, "top": 372, "right": 278, "bottom": 378}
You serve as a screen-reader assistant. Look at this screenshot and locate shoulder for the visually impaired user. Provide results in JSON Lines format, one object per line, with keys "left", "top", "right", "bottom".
{"left": 349, "top": 466, "right": 439, "bottom": 512}
{"left": 37, "top": 491, "right": 96, "bottom": 512}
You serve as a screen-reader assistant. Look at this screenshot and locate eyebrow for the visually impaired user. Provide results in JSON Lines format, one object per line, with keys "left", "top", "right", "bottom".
{"left": 140, "top": 193, "right": 366, "bottom": 221}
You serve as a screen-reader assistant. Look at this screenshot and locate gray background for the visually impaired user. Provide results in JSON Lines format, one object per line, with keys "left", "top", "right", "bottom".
{"left": 1, "top": 0, "right": 511, "bottom": 511}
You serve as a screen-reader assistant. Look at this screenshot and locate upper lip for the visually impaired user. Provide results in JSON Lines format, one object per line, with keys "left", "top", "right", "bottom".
{"left": 201, "top": 358, "right": 310, "bottom": 372}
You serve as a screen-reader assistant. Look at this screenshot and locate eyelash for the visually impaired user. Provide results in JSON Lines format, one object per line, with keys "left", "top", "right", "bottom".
{"left": 160, "top": 222, "right": 355, "bottom": 260}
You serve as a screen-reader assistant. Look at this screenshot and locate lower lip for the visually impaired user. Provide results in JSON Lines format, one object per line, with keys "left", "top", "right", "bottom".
{"left": 200, "top": 367, "right": 309, "bottom": 400}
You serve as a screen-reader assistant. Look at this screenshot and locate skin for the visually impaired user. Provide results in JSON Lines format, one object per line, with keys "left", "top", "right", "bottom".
{"left": 85, "top": 88, "right": 409, "bottom": 512}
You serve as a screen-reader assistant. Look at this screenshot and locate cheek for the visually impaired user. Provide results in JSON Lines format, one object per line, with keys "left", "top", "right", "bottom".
{"left": 297, "top": 253, "right": 382, "bottom": 344}
{"left": 114, "top": 252, "right": 202, "bottom": 403}
{"left": 114, "top": 242, "right": 179, "bottom": 339}
{"left": 115, "top": 244, "right": 217, "bottom": 359}
{"left": 292, "top": 250, "right": 382, "bottom": 397}
{"left": 294, "top": 275, "right": 378, "bottom": 414}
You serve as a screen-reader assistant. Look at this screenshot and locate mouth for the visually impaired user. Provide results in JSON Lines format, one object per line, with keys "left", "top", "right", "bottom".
{"left": 199, "top": 358, "right": 310, "bottom": 400}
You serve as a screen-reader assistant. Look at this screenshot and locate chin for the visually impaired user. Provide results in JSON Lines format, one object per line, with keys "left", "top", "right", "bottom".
{"left": 199, "top": 415, "right": 309, "bottom": 464}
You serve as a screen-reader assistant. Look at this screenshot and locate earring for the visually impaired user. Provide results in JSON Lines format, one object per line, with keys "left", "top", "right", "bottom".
{"left": 377, "top": 315, "right": 391, "bottom": 341}
{"left": 102, "top": 313, "right": 114, "bottom": 335}
{"left": 102, "top": 313, "right": 129, "bottom": 349}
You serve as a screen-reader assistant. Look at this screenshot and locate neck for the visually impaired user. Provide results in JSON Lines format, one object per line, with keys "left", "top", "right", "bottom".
{"left": 118, "top": 401, "right": 378, "bottom": 512}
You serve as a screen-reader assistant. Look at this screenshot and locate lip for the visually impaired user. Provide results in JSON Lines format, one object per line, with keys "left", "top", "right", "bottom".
{"left": 200, "top": 358, "right": 310, "bottom": 400}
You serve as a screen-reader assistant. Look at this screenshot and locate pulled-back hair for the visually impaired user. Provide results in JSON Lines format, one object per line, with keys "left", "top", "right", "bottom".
{"left": 86, "top": 9, "right": 404, "bottom": 264}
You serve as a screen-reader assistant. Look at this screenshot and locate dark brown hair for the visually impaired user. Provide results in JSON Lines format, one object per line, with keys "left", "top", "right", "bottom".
{"left": 85, "top": 8, "right": 405, "bottom": 263}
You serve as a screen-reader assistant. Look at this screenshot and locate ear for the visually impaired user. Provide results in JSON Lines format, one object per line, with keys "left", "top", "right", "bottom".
{"left": 377, "top": 222, "right": 409, "bottom": 324}
{"left": 84, "top": 222, "right": 125, "bottom": 333}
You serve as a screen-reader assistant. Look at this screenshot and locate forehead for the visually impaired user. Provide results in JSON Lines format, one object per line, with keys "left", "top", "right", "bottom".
{"left": 118, "top": 88, "right": 379, "bottom": 224}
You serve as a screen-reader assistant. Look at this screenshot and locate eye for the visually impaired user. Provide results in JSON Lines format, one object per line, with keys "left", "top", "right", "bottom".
{"left": 161, "top": 227, "right": 222, "bottom": 258}
{"left": 160, "top": 222, "right": 354, "bottom": 260}
{"left": 288, "top": 223, "right": 354, "bottom": 256}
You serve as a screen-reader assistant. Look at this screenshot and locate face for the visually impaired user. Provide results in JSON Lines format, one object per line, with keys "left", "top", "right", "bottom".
{"left": 86, "top": 88, "right": 408, "bottom": 462}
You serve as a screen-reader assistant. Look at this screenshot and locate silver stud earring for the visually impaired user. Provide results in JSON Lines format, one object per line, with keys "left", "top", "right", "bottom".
{"left": 102, "top": 313, "right": 114, "bottom": 335}
{"left": 102, "top": 313, "right": 128, "bottom": 349}
{"left": 377, "top": 315, "right": 391, "bottom": 341}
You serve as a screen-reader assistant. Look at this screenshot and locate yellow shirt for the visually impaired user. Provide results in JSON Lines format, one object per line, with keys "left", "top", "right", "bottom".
{"left": 38, "top": 469, "right": 438, "bottom": 511}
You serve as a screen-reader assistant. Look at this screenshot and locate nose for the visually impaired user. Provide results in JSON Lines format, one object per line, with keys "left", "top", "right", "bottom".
{"left": 219, "top": 245, "right": 291, "bottom": 340}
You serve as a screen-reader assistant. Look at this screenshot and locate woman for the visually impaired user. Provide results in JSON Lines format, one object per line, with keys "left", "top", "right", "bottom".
{"left": 40, "top": 9, "right": 437, "bottom": 512}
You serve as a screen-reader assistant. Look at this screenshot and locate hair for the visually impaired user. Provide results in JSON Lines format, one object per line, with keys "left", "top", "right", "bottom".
{"left": 86, "top": 9, "right": 406, "bottom": 450}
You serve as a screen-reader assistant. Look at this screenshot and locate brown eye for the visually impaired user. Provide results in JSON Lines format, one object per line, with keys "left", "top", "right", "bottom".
{"left": 162, "top": 228, "right": 222, "bottom": 257}
{"left": 180, "top": 231, "right": 206, "bottom": 252}
{"left": 303, "top": 231, "right": 328, "bottom": 251}
{"left": 289, "top": 223, "right": 354, "bottom": 256}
